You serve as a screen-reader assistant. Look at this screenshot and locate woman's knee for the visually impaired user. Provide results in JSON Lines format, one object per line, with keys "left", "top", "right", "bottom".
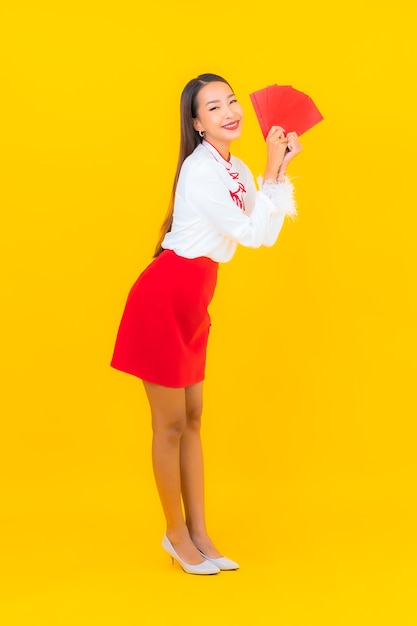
{"left": 152, "top": 412, "right": 187, "bottom": 439}
{"left": 143, "top": 381, "right": 187, "bottom": 439}
{"left": 186, "top": 404, "right": 203, "bottom": 430}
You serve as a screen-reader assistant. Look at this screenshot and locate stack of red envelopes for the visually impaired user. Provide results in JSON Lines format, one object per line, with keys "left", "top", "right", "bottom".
{"left": 249, "top": 84, "right": 323, "bottom": 139}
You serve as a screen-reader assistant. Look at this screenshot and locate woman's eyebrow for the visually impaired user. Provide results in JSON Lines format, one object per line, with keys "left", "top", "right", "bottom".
{"left": 205, "top": 93, "right": 235, "bottom": 105}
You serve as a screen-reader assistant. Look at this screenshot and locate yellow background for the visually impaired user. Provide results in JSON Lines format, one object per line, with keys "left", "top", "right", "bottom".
{"left": 1, "top": 1, "right": 416, "bottom": 624}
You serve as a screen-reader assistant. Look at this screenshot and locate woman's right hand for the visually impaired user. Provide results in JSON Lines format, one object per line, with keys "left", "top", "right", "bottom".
{"left": 263, "top": 126, "right": 288, "bottom": 181}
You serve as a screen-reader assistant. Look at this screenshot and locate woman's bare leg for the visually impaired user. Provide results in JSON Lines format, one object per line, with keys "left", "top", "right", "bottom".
{"left": 142, "top": 380, "right": 204, "bottom": 565}
{"left": 181, "top": 382, "right": 222, "bottom": 558}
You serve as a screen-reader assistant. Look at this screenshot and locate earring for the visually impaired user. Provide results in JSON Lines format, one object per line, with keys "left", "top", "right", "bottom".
{"left": 198, "top": 130, "right": 205, "bottom": 138}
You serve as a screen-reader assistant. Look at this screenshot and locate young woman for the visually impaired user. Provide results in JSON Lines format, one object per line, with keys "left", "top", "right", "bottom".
{"left": 111, "top": 73, "right": 302, "bottom": 575}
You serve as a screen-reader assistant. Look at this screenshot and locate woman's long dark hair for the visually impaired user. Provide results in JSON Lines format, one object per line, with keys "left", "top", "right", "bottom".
{"left": 153, "top": 73, "right": 232, "bottom": 257}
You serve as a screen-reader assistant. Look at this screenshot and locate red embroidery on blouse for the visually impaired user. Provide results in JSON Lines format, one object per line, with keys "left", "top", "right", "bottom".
{"left": 203, "top": 141, "right": 246, "bottom": 212}
{"left": 229, "top": 181, "right": 246, "bottom": 210}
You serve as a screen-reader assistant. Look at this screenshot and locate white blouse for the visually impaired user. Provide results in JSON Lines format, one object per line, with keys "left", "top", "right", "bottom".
{"left": 161, "top": 141, "right": 296, "bottom": 263}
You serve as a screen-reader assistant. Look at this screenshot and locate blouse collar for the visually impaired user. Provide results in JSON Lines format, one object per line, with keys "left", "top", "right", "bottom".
{"left": 202, "top": 140, "right": 232, "bottom": 170}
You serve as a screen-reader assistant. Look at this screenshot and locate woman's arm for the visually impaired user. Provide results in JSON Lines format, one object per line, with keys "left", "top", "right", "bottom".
{"left": 185, "top": 162, "right": 280, "bottom": 248}
{"left": 244, "top": 170, "right": 296, "bottom": 246}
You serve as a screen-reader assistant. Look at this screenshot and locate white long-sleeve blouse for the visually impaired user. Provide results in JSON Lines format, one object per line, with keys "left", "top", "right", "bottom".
{"left": 161, "top": 140, "right": 296, "bottom": 262}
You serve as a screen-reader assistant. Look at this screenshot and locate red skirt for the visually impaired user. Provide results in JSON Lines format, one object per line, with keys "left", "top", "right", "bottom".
{"left": 110, "top": 249, "right": 219, "bottom": 388}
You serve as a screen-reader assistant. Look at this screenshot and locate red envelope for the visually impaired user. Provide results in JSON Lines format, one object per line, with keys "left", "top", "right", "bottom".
{"left": 250, "top": 85, "right": 271, "bottom": 138}
{"left": 249, "top": 84, "right": 323, "bottom": 139}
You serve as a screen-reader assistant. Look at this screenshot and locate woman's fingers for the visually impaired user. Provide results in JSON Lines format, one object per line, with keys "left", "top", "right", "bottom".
{"left": 266, "top": 125, "right": 286, "bottom": 141}
{"left": 281, "top": 131, "right": 303, "bottom": 165}
{"left": 286, "top": 131, "right": 302, "bottom": 153}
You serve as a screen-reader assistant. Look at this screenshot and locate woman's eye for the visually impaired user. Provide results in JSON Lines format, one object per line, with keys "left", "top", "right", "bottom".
{"left": 209, "top": 106, "right": 219, "bottom": 111}
{"left": 230, "top": 99, "right": 238, "bottom": 104}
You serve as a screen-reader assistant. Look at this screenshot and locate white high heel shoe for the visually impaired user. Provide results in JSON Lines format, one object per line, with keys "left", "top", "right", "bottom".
{"left": 198, "top": 550, "right": 239, "bottom": 571}
{"left": 162, "top": 535, "right": 220, "bottom": 575}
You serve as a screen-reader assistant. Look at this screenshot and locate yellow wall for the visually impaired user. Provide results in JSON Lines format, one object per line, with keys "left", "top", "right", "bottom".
{"left": 1, "top": 1, "right": 416, "bottom": 624}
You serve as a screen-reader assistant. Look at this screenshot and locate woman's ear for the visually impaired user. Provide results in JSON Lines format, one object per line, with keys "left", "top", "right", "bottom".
{"left": 192, "top": 118, "right": 203, "bottom": 133}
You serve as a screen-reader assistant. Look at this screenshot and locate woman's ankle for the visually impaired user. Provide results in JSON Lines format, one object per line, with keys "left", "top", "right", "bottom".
{"left": 166, "top": 523, "right": 192, "bottom": 545}
{"left": 187, "top": 528, "right": 223, "bottom": 559}
{"left": 186, "top": 523, "right": 208, "bottom": 542}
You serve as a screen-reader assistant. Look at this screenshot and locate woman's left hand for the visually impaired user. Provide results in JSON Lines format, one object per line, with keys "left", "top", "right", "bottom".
{"left": 279, "top": 131, "right": 303, "bottom": 173}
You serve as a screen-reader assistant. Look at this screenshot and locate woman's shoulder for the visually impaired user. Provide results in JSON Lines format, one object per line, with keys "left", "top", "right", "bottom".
{"left": 182, "top": 144, "right": 227, "bottom": 179}
{"left": 185, "top": 143, "right": 215, "bottom": 166}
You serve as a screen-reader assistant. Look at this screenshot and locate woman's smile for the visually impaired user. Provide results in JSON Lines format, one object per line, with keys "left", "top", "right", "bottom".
{"left": 222, "top": 120, "right": 240, "bottom": 131}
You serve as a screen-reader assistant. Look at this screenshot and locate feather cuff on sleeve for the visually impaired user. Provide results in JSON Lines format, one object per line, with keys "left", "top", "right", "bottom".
{"left": 257, "top": 175, "right": 297, "bottom": 218}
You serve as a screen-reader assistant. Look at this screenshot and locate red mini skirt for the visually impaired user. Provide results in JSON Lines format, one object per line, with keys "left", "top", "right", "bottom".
{"left": 110, "top": 249, "right": 219, "bottom": 388}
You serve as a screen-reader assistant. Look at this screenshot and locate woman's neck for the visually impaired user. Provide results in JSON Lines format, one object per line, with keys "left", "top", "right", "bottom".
{"left": 203, "top": 139, "right": 231, "bottom": 162}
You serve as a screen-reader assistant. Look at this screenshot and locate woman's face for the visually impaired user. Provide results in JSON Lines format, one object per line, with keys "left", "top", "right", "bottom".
{"left": 193, "top": 81, "right": 243, "bottom": 154}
